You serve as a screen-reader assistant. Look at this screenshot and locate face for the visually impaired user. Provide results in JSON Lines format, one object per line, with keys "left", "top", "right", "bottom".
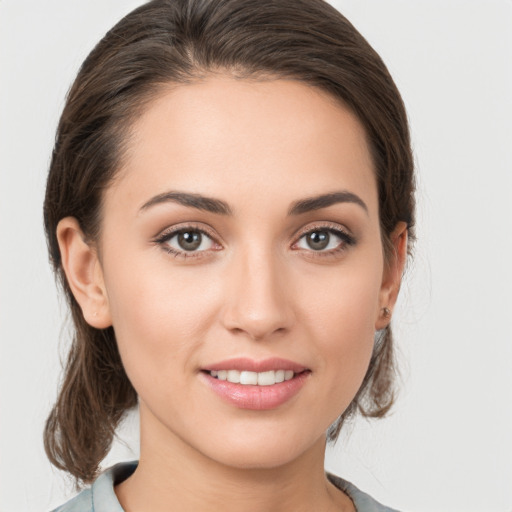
{"left": 82, "top": 77, "right": 399, "bottom": 468}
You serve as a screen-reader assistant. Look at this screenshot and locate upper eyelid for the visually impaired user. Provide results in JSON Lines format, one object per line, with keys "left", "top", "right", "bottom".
{"left": 293, "top": 221, "right": 353, "bottom": 240}
{"left": 154, "top": 222, "right": 219, "bottom": 243}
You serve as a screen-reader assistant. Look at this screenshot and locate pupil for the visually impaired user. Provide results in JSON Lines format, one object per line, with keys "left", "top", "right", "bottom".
{"left": 178, "top": 231, "right": 202, "bottom": 251}
{"left": 307, "top": 231, "right": 329, "bottom": 250}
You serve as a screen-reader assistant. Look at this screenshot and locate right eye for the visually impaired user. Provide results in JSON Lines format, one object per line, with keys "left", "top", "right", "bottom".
{"left": 155, "top": 226, "right": 221, "bottom": 259}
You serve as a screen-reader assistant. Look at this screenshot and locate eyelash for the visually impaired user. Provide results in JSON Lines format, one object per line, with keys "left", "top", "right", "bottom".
{"left": 153, "top": 222, "right": 356, "bottom": 260}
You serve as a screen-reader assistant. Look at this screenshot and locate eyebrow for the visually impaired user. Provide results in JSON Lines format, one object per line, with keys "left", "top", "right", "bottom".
{"left": 140, "top": 191, "right": 232, "bottom": 215}
{"left": 139, "top": 190, "right": 368, "bottom": 216}
{"left": 288, "top": 191, "right": 368, "bottom": 216}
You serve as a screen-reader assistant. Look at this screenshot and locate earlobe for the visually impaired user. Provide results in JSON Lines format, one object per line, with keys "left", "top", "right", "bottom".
{"left": 375, "top": 221, "right": 408, "bottom": 331}
{"left": 56, "top": 217, "right": 112, "bottom": 329}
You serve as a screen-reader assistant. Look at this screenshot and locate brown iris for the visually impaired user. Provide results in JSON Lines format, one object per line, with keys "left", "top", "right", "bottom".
{"left": 306, "top": 231, "right": 330, "bottom": 250}
{"left": 178, "top": 231, "right": 202, "bottom": 251}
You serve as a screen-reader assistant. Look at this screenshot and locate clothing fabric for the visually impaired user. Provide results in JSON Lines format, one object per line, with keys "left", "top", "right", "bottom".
{"left": 51, "top": 460, "right": 400, "bottom": 512}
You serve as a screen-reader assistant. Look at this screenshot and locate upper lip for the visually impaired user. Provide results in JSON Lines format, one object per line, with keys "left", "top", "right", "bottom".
{"left": 202, "top": 357, "right": 307, "bottom": 373}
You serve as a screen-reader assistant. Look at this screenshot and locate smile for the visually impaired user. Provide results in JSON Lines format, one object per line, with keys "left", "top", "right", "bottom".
{"left": 209, "top": 369, "right": 295, "bottom": 386}
{"left": 200, "top": 358, "right": 311, "bottom": 410}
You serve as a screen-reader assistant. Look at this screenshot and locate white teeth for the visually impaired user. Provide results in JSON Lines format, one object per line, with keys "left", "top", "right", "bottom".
{"left": 257, "top": 370, "right": 275, "bottom": 386}
{"left": 209, "top": 369, "right": 297, "bottom": 385}
{"left": 227, "top": 370, "right": 240, "bottom": 383}
{"left": 240, "top": 371, "right": 258, "bottom": 385}
{"left": 275, "top": 369, "right": 285, "bottom": 383}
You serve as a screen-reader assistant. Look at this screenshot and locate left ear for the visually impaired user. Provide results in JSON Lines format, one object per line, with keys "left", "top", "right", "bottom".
{"left": 375, "top": 221, "right": 408, "bottom": 330}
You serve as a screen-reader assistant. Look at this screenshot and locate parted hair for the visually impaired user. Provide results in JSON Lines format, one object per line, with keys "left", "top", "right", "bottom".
{"left": 43, "top": 0, "right": 415, "bottom": 486}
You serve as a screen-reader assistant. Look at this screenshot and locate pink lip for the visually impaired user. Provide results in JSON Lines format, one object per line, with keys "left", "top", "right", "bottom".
{"left": 199, "top": 358, "right": 311, "bottom": 410}
{"left": 202, "top": 357, "right": 307, "bottom": 373}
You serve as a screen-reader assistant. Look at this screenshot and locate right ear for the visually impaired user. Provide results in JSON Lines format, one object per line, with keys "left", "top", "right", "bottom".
{"left": 56, "top": 217, "right": 112, "bottom": 329}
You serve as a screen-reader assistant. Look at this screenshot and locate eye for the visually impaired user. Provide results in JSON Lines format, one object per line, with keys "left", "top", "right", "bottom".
{"left": 293, "top": 225, "right": 355, "bottom": 255}
{"left": 154, "top": 226, "right": 220, "bottom": 258}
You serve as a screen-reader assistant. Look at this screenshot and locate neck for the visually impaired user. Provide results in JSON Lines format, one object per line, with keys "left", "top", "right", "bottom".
{"left": 115, "top": 405, "right": 353, "bottom": 512}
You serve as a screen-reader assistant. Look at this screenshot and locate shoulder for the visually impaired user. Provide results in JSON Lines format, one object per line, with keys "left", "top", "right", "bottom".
{"left": 327, "top": 473, "right": 401, "bottom": 512}
{"left": 50, "top": 488, "right": 92, "bottom": 512}
{"left": 50, "top": 461, "right": 138, "bottom": 512}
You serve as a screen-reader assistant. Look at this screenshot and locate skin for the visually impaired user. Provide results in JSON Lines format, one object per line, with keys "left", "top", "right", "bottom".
{"left": 57, "top": 76, "right": 407, "bottom": 512}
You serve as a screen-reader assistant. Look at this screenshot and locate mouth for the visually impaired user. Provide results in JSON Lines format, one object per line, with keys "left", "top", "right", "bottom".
{"left": 205, "top": 369, "right": 304, "bottom": 386}
{"left": 200, "top": 358, "right": 311, "bottom": 410}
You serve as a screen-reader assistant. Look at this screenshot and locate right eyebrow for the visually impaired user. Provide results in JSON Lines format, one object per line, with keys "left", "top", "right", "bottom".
{"left": 139, "top": 191, "right": 233, "bottom": 215}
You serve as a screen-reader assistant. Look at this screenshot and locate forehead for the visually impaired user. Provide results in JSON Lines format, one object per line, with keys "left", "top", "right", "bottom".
{"left": 106, "top": 76, "right": 378, "bottom": 218}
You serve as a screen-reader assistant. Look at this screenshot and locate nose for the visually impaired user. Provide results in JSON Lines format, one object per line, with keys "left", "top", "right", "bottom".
{"left": 220, "top": 245, "right": 295, "bottom": 341}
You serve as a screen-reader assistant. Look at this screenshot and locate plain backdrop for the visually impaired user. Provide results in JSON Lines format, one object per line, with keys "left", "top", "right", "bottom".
{"left": 1, "top": 1, "right": 511, "bottom": 511}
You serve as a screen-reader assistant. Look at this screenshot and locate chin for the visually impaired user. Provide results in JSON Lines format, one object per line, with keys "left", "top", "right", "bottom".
{"left": 196, "top": 424, "right": 324, "bottom": 471}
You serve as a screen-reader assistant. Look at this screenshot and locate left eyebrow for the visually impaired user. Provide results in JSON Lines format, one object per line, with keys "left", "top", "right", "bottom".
{"left": 288, "top": 191, "right": 368, "bottom": 216}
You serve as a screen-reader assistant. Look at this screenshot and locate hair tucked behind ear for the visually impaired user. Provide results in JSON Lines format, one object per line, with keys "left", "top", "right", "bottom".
{"left": 44, "top": 0, "right": 415, "bottom": 487}
{"left": 44, "top": 320, "right": 137, "bottom": 485}
{"left": 327, "top": 327, "right": 397, "bottom": 440}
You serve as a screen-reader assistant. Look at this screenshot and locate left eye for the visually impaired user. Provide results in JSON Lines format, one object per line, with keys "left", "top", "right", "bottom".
{"left": 163, "top": 229, "right": 215, "bottom": 253}
{"left": 295, "top": 229, "right": 347, "bottom": 251}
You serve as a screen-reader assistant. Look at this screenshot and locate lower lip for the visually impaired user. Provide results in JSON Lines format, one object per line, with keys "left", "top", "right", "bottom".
{"left": 200, "top": 371, "right": 310, "bottom": 410}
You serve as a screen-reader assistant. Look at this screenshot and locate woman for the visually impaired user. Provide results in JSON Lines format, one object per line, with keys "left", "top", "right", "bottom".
{"left": 44, "top": 0, "right": 414, "bottom": 510}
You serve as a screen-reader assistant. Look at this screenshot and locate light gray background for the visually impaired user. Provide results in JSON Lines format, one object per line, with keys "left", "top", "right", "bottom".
{"left": 1, "top": 1, "right": 511, "bottom": 511}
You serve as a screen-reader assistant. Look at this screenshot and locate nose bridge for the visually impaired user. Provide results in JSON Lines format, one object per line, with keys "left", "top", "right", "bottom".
{"left": 221, "top": 240, "right": 293, "bottom": 340}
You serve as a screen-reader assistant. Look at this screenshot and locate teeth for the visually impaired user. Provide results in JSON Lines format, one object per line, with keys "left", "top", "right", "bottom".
{"left": 209, "top": 369, "right": 297, "bottom": 385}
{"left": 257, "top": 371, "right": 275, "bottom": 386}
{"left": 240, "top": 371, "right": 258, "bottom": 385}
{"left": 227, "top": 369, "right": 240, "bottom": 383}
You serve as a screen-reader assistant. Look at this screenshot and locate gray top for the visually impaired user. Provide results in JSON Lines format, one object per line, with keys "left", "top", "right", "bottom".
{"left": 51, "top": 461, "right": 400, "bottom": 512}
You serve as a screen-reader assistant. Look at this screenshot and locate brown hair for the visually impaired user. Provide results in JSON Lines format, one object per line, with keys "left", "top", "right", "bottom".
{"left": 44, "top": 0, "right": 415, "bottom": 486}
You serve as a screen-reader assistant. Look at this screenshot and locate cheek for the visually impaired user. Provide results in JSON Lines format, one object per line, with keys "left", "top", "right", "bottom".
{"left": 301, "top": 252, "right": 382, "bottom": 340}
{"left": 297, "top": 255, "right": 383, "bottom": 403}
{"left": 101, "top": 251, "right": 222, "bottom": 393}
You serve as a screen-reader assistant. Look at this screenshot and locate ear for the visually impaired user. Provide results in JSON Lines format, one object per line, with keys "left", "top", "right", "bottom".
{"left": 375, "top": 221, "right": 408, "bottom": 330}
{"left": 56, "top": 217, "right": 112, "bottom": 329}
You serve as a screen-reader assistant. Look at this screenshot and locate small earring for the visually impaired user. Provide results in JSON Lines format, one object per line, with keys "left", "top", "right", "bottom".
{"left": 382, "top": 307, "right": 391, "bottom": 318}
